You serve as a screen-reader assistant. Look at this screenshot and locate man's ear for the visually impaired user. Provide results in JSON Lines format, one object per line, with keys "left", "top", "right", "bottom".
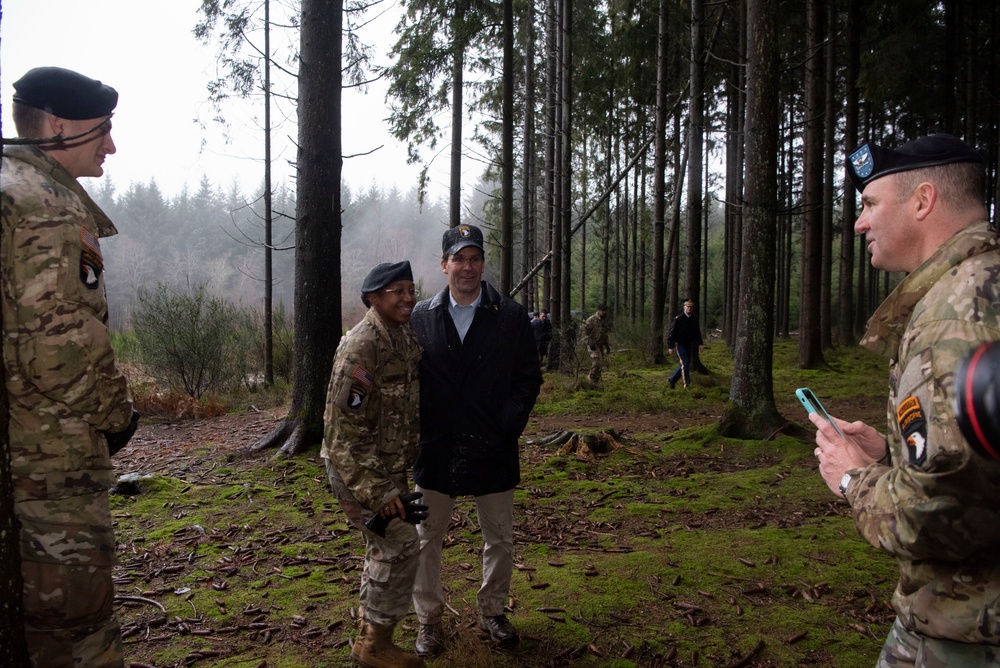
{"left": 46, "top": 113, "right": 64, "bottom": 137}
{"left": 913, "top": 182, "right": 937, "bottom": 222}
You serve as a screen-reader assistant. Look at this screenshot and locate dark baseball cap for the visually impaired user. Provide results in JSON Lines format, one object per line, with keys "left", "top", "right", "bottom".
{"left": 442, "top": 224, "right": 484, "bottom": 256}
{"left": 846, "top": 133, "right": 983, "bottom": 193}
{"left": 13, "top": 66, "right": 118, "bottom": 121}
{"left": 360, "top": 261, "right": 413, "bottom": 307}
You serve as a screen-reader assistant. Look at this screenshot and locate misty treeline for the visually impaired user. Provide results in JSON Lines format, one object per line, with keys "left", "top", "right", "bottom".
{"left": 95, "top": 0, "right": 1000, "bottom": 394}
{"left": 91, "top": 174, "right": 462, "bottom": 333}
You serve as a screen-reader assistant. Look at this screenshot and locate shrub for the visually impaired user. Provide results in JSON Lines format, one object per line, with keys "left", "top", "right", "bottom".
{"left": 133, "top": 283, "right": 256, "bottom": 399}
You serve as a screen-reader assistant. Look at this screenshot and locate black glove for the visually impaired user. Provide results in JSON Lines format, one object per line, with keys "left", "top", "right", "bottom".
{"left": 364, "top": 492, "right": 429, "bottom": 537}
{"left": 102, "top": 410, "right": 140, "bottom": 456}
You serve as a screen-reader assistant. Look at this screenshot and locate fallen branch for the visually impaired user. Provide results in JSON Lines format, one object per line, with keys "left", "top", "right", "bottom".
{"left": 114, "top": 595, "right": 166, "bottom": 612}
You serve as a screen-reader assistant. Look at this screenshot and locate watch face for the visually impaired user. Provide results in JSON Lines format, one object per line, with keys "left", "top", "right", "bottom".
{"left": 840, "top": 472, "right": 853, "bottom": 493}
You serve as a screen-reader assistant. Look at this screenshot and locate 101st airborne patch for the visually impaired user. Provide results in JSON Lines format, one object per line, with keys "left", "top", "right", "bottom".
{"left": 347, "top": 364, "right": 374, "bottom": 410}
{"left": 897, "top": 396, "right": 928, "bottom": 466}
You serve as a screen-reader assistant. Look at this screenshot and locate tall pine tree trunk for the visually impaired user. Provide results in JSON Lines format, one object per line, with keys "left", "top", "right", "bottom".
{"left": 798, "top": 0, "right": 824, "bottom": 368}
{"left": 253, "top": 0, "right": 342, "bottom": 456}
{"left": 838, "top": 0, "right": 860, "bottom": 345}
{"left": 500, "top": 0, "right": 514, "bottom": 292}
{"left": 720, "top": 0, "right": 784, "bottom": 439}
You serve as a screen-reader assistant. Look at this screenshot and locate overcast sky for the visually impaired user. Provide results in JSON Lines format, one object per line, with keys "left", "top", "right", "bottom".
{"left": 0, "top": 0, "right": 447, "bottom": 199}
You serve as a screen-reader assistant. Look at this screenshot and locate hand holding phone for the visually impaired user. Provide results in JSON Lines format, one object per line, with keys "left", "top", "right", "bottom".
{"left": 796, "top": 387, "right": 846, "bottom": 439}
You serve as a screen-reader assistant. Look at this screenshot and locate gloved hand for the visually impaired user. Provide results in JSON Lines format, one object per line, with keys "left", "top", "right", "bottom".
{"left": 364, "top": 492, "right": 429, "bottom": 537}
{"left": 102, "top": 410, "right": 140, "bottom": 456}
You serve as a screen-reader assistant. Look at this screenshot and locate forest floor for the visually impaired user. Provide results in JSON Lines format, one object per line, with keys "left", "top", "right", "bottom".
{"left": 110, "top": 342, "right": 897, "bottom": 668}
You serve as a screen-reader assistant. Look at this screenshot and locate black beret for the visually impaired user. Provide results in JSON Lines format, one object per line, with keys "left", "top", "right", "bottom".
{"left": 12, "top": 66, "right": 118, "bottom": 120}
{"left": 846, "top": 133, "right": 983, "bottom": 193}
{"left": 442, "top": 224, "right": 484, "bottom": 256}
{"left": 361, "top": 261, "right": 413, "bottom": 307}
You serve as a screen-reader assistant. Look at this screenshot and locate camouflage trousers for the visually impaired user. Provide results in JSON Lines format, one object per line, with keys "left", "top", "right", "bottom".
{"left": 877, "top": 617, "right": 1000, "bottom": 667}
{"left": 588, "top": 347, "right": 604, "bottom": 382}
{"left": 17, "top": 491, "right": 124, "bottom": 668}
{"left": 324, "top": 460, "right": 419, "bottom": 627}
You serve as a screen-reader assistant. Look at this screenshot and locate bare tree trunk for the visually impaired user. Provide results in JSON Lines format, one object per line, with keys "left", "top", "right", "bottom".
{"left": 821, "top": 0, "right": 836, "bottom": 350}
{"left": 542, "top": 0, "right": 557, "bottom": 312}
{"left": 520, "top": 0, "right": 536, "bottom": 311}
{"left": 686, "top": 0, "right": 704, "bottom": 307}
{"left": 723, "top": 0, "right": 746, "bottom": 346}
{"left": 798, "top": 0, "right": 824, "bottom": 368}
{"left": 558, "top": 0, "right": 573, "bottom": 331}
{"left": 720, "top": 0, "right": 784, "bottom": 439}
{"left": 838, "top": 0, "right": 860, "bottom": 345}
{"left": 500, "top": 0, "right": 514, "bottom": 293}
{"left": 449, "top": 2, "right": 467, "bottom": 229}
{"left": 253, "top": 0, "right": 342, "bottom": 456}
{"left": 263, "top": 0, "right": 274, "bottom": 386}
{"left": 649, "top": 0, "right": 669, "bottom": 364}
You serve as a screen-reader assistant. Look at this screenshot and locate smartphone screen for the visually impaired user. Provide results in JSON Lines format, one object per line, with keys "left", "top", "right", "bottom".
{"left": 796, "top": 387, "right": 846, "bottom": 438}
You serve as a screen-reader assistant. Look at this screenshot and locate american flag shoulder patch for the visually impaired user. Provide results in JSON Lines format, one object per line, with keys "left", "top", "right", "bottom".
{"left": 80, "top": 226, "right": 102, "bottom": 257}
{"left": 351, "top": 365, "right": 374, "bottom": 388}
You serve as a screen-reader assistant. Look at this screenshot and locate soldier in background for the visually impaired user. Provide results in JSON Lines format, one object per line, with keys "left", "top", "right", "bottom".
{"left": 810, "top": 134, "right": 1000, "bottom": 666}
{"left": 1, "top": 67, "right": 139, "bottom": 667}
{"left": 582, "top": 305, "right": 610, "bottom": 383}
{"left": 322, "top": 261, "right": 425, "bottom": 668}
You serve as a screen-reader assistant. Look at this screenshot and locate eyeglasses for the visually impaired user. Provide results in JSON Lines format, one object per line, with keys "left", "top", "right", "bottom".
{"left": 382, "top": 287, "right": 417, "bottom": 298}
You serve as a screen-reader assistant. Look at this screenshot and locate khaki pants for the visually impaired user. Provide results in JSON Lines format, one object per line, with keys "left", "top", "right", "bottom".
{"left": 412, "top": 486, "right": 515, "bottom": 622}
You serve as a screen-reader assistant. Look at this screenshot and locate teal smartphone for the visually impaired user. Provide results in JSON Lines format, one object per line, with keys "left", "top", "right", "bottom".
{"left": 796, "top": 387, "right": 846, "bottom": 438}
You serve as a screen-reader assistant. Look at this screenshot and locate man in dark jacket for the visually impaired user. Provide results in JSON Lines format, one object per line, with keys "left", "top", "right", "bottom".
{"left": 532, "top": 309, "right": 552, "bottom": 365}
{"left": 408, "top": 224, "right": 542, "bottom": 657}
{"left": 666, "top": 298, "right": 704, "bottom": 389}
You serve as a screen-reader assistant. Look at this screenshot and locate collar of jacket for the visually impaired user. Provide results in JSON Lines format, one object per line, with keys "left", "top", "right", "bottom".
{"left": 860, "top": 220, "right": 999, "bottom": 358}
{"left": 428, "top": 281, "right": 502, "bottom": 312}
{"left": 4, "top": 144, "right": 119, "bottom": 238}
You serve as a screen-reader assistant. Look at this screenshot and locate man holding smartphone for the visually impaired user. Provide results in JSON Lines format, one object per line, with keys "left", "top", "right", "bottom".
{"left": 810, "top": 134, "right": 1000, "bottom": 665}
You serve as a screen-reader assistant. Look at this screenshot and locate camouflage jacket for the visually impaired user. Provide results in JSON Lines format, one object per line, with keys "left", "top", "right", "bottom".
{"left": 582, "top": 313, "right": 609, "bottom": 350}
{"left": 1, "top": 146, "right": 133, "bottom": 503}
{"left": 321, "top": 308, "right": 421, "bottom": 512}
{"left": 851, "top": 220, "right": 1000, "bottom": 644}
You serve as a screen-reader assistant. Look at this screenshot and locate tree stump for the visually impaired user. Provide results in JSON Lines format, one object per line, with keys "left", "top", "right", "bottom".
{"left": 535, "top": 430, "right": 622, "bottom": 460}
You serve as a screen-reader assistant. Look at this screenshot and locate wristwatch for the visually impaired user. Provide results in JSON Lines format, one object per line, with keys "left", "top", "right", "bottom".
{"left": 839, "top": 471, "right": 856, "bottom": 496}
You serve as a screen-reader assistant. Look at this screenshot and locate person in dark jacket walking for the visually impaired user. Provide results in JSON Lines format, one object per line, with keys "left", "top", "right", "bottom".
{"left": 666, "top": 299, "right": 704, "bottom": 389}
{"left": 407, "top": 224, "right": 542, "bottom": 657}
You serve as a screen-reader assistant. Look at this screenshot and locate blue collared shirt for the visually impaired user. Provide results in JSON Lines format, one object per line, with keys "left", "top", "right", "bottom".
{"left": 448, "top": 289, "right": 482, "bottom": 342}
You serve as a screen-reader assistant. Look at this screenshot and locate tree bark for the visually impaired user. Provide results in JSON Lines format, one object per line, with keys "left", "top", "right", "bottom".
{"left": 500, "top": 0, "right": 514, "bottom": 293}
{"left": 254, "top": 0, "right": 342, "bottom": 456}
{"left": 798, "top": 0, "right": 824, "bottom": 368}
{"left": 720, "top": 0, "right": 785, "bottom": 439}
{"left": 649, "top": 0, "right": 669, "bottom": 364}
{"left": 838, "top": 0, "right": 860, "bottom": 345}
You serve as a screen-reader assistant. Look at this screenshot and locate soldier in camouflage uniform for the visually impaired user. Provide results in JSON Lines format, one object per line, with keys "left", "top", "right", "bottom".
{"left": 1, "top": 67, "right": 139, "bottom": 667}
{"left": 322, "top": 261, "right": 425, "bottom": 668}
{"left": 582, "top": 305, "right": 610, "bottom": 383}
{"left": 810, "top": 134, "right": 1000, "bottom": 667}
